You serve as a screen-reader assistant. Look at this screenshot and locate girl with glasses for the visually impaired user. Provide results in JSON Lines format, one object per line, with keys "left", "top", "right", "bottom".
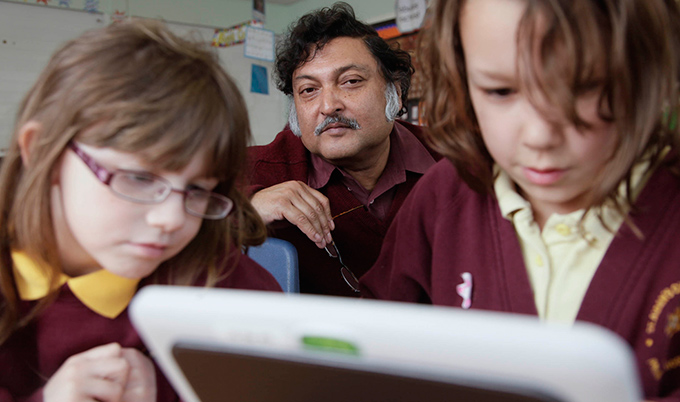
{"left": 361, "top": 0, "right": 680, "bottom": 400}
{"left": 0, "top": 20, "right": 280, "bottom": 402}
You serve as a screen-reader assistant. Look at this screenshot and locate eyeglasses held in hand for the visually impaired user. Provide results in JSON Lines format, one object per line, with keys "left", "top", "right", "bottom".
{"left": 324, "top": 241, "right": 360, "bottom": 293}
{"left": 68, "top": 141, "right": 233, "bottom": 220}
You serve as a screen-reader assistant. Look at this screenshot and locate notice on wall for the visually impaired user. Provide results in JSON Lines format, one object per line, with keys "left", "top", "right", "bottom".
{"left": 244, "top": 26, "right": 274, "bottom": 62}
{"left": 395, "top": 0, "right": 426, "bottom": 34}
{"left": 251, "top": 64, "right": 268, "bottom": 95}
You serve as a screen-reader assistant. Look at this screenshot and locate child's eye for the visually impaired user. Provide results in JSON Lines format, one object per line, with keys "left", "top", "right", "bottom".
{"left": 127, "top": 172, "right": 156, "bottom": 184}
{"left": 485, "top": 88, "right": 516, "bottom": 98}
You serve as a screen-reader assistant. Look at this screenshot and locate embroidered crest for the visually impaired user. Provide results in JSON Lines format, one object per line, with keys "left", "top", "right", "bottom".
{"left": 666, "top": 306, "right": 680, "bottom": 338}
{"left": 644, "top": 281, "right": 680, "bottom": 381}
{"left": 456, "top": 272, "right": 473, "bottom": 309}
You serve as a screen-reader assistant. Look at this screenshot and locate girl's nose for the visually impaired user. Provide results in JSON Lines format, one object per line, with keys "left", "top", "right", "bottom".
{"left": 521, "top": 103, "right": 564, "bottom": 150}
{"left": 145, "top": 192, "right": 188, "bottom": 232}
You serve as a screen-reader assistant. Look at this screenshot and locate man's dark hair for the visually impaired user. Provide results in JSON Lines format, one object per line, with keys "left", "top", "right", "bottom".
{"left": 274, "top": 2, "right": 414, "bottom": 108}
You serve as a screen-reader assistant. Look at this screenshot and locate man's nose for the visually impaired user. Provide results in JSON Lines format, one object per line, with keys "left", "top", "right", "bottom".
{"left": 319, "top": 87, "right": 344, "bottom": 116}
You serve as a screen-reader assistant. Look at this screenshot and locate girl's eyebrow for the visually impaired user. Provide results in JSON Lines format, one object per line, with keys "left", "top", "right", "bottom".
{"left": 467, "top": 68, "right": 516, "bottom": 84}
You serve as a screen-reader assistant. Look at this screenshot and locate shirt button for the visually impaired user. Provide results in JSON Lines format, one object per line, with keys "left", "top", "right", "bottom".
{"left": 555, "top": 223, "right": 571, "bottom": 236}
{"left": 534, "top": 254, "right": 544, "bottom": 267}
{"left": 584, "top": 233, "right": 597, "bottom": 245}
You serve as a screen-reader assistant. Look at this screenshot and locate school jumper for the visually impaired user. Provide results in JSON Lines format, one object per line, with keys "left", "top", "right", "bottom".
{"left": 360, "top": 158, "right": 680, "bottom": 401}
{"left": 0, "top": 252, "right": 281, "bottom": 402}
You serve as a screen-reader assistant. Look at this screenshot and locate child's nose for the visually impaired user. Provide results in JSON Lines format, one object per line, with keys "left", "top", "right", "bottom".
{"left": 145, "top": 192, "right": 188, "bottom": 232}
{"left": 521, "top": 104, "right": 563, "bottom": 150}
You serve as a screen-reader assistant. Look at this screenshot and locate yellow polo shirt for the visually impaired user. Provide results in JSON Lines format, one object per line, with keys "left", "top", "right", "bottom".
{"left": 12, "top": 251, "right": 140, "bottom": 318}
{"left": 495, "top": 161, "right": 653, "bottom": 324}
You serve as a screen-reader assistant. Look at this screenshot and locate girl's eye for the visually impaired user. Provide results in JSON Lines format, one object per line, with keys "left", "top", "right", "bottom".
{"left": 485, "top": 88, "right": 516, "bottom": 97}
{"left": 187, "top": 184, "right": 211, "bottom": 193}
{"left": 128, "top": 173, "right": 156, "bottom": 184}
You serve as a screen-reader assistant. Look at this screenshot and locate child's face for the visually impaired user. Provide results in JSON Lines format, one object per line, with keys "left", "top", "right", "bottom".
{"left": 51, "top": 143, "right": 217, "bottom": 278}
{"left": 460, "top": 0, "right": 617, "bottom": 221}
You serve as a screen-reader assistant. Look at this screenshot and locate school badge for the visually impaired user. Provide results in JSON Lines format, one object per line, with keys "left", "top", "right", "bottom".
{"left": 667, "top": 306, "right": 680, "bottom": 338}
{"left": 644, "top": 281, "right": 680, "bottom": 381}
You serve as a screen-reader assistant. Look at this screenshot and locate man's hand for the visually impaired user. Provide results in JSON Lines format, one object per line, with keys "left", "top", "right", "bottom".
{"left": 251, "top": 180, "right": 334, "bottom": 248}
{"left": 44, "top": 343, "right": 129, "bottom": 402}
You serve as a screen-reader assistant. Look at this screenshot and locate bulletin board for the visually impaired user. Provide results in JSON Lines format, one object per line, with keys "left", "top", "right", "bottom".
{"left": 0, "top": 1, "right": 286, "bottom": 153}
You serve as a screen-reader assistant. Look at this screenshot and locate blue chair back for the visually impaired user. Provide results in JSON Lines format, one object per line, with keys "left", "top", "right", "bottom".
{"left": 247, "top": 238, "right": 299, "bottom": 293}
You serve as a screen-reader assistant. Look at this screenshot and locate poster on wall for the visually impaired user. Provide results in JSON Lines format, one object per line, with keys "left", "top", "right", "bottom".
{"left": 251, "top": 64, "right": 269, "bottom": 95}
{"left": 395, "top": 0, "right": 426, "bottom": 34}
{"left": 244, "top": 26, "right": 274, "bottom": 62}
{"left": 253, "top": 0, "right": 265, "bottom": 23}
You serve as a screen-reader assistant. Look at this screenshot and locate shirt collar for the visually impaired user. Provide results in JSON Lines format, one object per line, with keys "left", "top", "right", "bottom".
{"left": 12, "top": 251, "right": 140, "bottom": 319}
{"left": 308, "top": 121, "right": 435, "bottom": 190}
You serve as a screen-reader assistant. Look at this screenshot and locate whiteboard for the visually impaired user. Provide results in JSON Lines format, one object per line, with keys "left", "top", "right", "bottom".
{"left": 0, "top": 1, "right": 286, "bottom": 153}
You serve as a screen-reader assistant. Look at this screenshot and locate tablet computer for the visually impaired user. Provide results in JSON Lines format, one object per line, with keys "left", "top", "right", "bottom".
{"left": 129, "top": 286, "right": 642, "bottom": 402}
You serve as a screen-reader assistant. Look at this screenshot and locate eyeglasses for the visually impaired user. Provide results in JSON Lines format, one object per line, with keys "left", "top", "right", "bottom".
{"left": 324, "top": 241, "right": 360, "bottom": 293}
{"left": 68, "top": 141, "right": 233, "bottom": 220}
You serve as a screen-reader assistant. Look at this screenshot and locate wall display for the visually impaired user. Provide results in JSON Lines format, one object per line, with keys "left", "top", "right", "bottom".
{"left": 0, "top": 2, "right": 286, "bottom": 150}
{"left": 394, "top": 0, "right": 426, "bottom": 34}
{"left": 244, "top": 26, "right": 275, "bottom": 62}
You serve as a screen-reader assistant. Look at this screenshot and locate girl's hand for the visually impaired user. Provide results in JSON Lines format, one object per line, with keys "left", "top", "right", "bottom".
{"left": 120, "top": 348, "right": 156, "bottom": 402}
{"left": 44, "top": 343, "right": 129, "bottom": 402}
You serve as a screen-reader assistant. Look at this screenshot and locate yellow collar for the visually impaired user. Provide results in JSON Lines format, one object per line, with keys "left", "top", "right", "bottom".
{"left": 12, "top": 251, "right": 141, "bottom": 319}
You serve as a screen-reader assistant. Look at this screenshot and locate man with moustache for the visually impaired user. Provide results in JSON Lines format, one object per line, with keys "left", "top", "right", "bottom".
{"left": 247, "top": 2, "right": 439, "bottom": 297}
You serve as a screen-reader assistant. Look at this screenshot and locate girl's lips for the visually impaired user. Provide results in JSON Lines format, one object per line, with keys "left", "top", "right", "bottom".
{"left": 128, "top": 242, "right": 167, "bottom": 259}
{"left": 523, "top": 167, "right": 565, "bottom": 185}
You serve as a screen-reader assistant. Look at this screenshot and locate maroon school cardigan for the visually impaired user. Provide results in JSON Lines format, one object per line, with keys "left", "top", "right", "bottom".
{"left": 0, "top": 253, "right": 281, "bottom": 402}
{"left": 361, "top": 158, "right": 680, "bottom": 401}
{"left": 247, "top": 120, "right": 440, "bottom": 297}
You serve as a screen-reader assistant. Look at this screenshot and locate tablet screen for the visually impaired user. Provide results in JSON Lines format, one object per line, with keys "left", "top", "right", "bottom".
{"left": 172, "top": 342, "right": 562, "bottom": 402}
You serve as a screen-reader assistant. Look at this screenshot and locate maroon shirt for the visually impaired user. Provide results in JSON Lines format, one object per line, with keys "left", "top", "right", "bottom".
{"left": 308, "top": 121, "right": 435, "bottom": 221}
{"left": 0, "top": 253, "right": 281, "bottom": 402}
{"left": 247, "top": 120, "right": 440, "bottom": 297}
{"left": 361, "top": 158, "right": 680, "bottom": 401}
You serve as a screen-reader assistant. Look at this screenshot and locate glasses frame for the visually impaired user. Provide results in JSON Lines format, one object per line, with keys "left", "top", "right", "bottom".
{"left": 67, "top": 141, "right": 233, "bottom": 220}
{"left": 324, "top": 241, "right": 361, "bottom": 293}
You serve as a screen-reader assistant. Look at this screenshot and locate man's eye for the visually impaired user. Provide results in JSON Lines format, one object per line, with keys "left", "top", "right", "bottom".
{"left": 299, "top": 87, "right": 316, "bottom": 95}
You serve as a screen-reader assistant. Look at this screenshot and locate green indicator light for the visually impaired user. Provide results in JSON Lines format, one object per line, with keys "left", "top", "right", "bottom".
{"left": 302, "top": 336, "right": 360, "bottom": 356}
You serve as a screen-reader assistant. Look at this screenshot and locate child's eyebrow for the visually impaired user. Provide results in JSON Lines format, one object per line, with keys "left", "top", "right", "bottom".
{"left": 467, "top": 68, "right": 516, "bottom": 83}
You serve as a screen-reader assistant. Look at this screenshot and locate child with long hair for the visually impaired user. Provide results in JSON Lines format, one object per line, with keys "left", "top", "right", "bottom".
{"left": 0, "top": 20, "right": 280, "bottom": 402}
{"left": 360, "top": 0, "right": 680, "bottom": 399}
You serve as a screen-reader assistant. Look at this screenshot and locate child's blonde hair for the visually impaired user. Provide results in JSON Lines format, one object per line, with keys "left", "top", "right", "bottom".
{"left": 420, "top": 0, "right": 680, "bottom": 202}
{"left": 0, "top": 20, "right": 266, "bottom": 342}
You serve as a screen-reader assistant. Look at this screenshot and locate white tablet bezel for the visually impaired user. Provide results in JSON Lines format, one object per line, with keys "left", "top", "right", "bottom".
{"left": 129, "top": 286, "right": 642, "bottom": 402}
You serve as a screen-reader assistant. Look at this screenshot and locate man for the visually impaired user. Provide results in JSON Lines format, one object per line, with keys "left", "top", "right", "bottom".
{"left": 247, "top": 2, "right": 439, "bottom": 297}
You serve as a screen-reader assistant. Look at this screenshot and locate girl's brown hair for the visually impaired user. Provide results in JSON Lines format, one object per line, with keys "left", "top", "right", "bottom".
{"left": 419, "top": 0, "right": 680, "bottom": 201}
{"left": 0, "top": 20, "right": 266, "bottom": 343}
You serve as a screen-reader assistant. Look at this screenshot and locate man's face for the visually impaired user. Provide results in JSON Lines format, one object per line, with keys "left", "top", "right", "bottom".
{"left": 290, "top": 37, "right": 399, "bottom": 167}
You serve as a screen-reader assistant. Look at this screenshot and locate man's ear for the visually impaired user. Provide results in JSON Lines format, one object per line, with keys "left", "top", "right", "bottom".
{"left": 17, "top": 121, "right": 42, "bottom": 167}
{"left": 396, "top": 84, "right": 403, "bottom": 111}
